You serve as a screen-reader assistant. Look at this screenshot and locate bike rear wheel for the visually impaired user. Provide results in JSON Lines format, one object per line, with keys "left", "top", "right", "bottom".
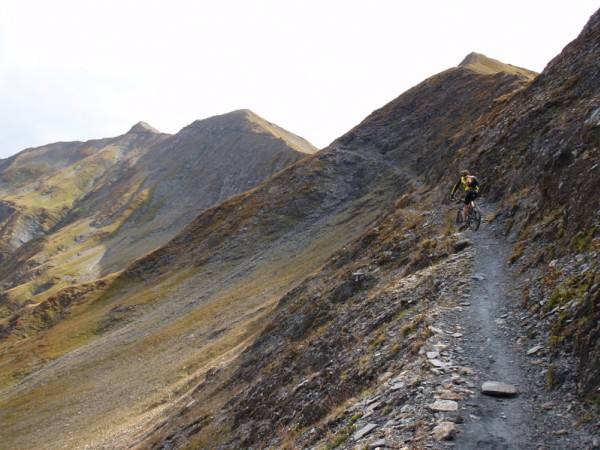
{"left": 469, "top": 207, "right": 481, "bottom": 231}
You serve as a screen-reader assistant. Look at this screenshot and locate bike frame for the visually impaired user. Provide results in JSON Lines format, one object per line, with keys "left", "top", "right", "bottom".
{"left": 455, "top": 199, "right": 481, "bottom": 231}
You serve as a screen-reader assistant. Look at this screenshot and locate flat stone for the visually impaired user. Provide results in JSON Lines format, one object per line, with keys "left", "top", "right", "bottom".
{"left": 366, "top": 396, "right": 382, "bottom": 405}
{"left": 428, "top": 400, "right": 459, "bottom": 412}
{"left": 433, "top": 421, "right": 456, "bottom": 441}
{"left": 427, "top": 351, "right": 440, "bottom": 359}
{"left": 541, "top": 402, "right": 554, "bottom": 410}
{"left": 481, "top": 381, "right": 519, "bottom": 397}
{"left": 527, "top": 345, "right": 543, "bottom": 355}
{"left": 428, "top": 326, "right": 445, "bottom": 335}
{"left": 368, "top": 439, "right": 387, "bottom": 449}
{"left": 367, "top": 401, "right": 383, "bottom": 411}
{"left": 453, "top": 239, "right": 471, "bottom": 252}
{"left": 429, "top": 359, "right": 451, "bottom": 368}
{"left": 457, "top": 366, "right": 476, "bottom": 376}
{"left": 437, "top": 389, "right": 465, "bottom": 401}
{"left": 390, "top": 382, "right": 405, "bottom": 391}
{"left": 353, "top": 423, "right": 378, "bottom": 440}
{"left": 400, "top": 404, "right": 413, "bottom": 413}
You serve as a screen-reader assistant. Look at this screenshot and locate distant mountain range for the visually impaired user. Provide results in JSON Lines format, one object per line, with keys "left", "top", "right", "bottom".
{"left": 0, "top": 109, "right": 315, "bottom": 318}
{"left": 0, "top": 8, "right": 598, "bottom": 450}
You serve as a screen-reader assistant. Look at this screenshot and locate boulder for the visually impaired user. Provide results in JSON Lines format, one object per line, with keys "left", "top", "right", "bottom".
{"left": 481, "top": 381, "right": 518, "bottom": 397}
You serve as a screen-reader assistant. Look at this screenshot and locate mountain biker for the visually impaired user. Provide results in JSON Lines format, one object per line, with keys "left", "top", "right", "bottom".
{"left": 450, "top": 169, "right": 480, "bottom": 223}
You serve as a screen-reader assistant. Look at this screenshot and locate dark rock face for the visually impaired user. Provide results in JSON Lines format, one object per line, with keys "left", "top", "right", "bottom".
{"left": 333, "top": 65, "right": 532, "bottom": 184}
{"left": 452, "top": 9, "right": 600, "bottom": 400}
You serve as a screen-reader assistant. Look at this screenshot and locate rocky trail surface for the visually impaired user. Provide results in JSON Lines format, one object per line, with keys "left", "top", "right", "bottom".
{"left": 316, "top": 204, "right": 599, "bottom": 450}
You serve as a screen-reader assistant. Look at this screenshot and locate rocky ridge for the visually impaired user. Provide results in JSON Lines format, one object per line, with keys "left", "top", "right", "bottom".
{"left": 458, "top": 52, "right": 538, "bottom": 79}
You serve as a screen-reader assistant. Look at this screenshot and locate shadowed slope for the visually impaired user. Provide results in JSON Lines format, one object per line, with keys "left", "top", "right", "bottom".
{"left": 446, "top": 9, "right": 600, "bottom": 398}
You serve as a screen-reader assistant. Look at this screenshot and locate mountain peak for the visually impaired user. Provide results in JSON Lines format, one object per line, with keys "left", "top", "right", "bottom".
{"left": 458, "top": 52, "right": 538, "bottom": 79}
{"left": 185, "top": 110, "right": 318, "bottom": 154}
{"left": 127, "top": 121, "right": 160, "bottom": 134}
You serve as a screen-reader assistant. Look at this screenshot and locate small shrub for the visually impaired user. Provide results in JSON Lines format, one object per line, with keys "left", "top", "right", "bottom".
{"left": 546, "top": 364, "right": 565, "bottom": 390}
{"left": 401, "top": 322, "right": 416, "bottom": 337}
{"left": 369, "top": 333, "right": 386, "bottom": 350}
{"left": 520, "top": 288, "right": 530, "bottom": 309}
{"left": 509, "top": 242, "right": 524, "bottom": 263}
{"left": 410, "top": 338, "right": 425, "bottom": 354}
{"left": 348, "top": 412, "right": 363, "bottom": 426}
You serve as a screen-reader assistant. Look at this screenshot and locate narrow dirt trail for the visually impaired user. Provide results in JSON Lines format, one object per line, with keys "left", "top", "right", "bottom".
{"left": 454, "top": 204, "right": 583, "bottom": 449}
{"left": 455, "top": 208, "right": 536, "bottom": 449}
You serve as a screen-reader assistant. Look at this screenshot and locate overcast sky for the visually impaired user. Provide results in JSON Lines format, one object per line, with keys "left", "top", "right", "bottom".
{"left": 0, "top": 1, "right": 597, "bottom": 158}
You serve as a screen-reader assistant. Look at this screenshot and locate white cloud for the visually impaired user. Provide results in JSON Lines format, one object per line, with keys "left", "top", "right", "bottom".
{"left": 0, "top": 0, "right": 597, "bottom": 157}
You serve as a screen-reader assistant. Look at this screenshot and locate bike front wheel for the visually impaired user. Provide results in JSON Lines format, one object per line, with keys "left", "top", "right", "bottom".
{"left": 469, "top": 207, "right": 481, "bottom": 231}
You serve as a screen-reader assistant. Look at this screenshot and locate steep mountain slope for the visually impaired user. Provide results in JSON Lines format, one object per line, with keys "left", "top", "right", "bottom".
{"left": 0, "top": 110, "right": 314, "bottom": 324}
{"left": 134, "top": 11, "right": 598, "bottom": 450}
{"left": 97, "top": 109, "right": 317, "bottom": 274}
{"left": 450, "top": 9, "right": 600, "bottom": 400}
{"left": 0, "top": 53, "right": 539, "bottom": 449}
{"left": 0, "top": 123, "right": 169, "bottom": 261}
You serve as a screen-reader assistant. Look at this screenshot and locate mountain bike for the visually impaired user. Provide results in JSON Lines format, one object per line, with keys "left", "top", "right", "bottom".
{"left": 454, "top": 199, "right": 481, "bottom": 231}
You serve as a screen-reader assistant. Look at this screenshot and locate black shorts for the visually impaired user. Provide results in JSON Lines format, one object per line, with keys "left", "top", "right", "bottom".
{"left": 464, "top": 190, "right": 479, "bottom": 204}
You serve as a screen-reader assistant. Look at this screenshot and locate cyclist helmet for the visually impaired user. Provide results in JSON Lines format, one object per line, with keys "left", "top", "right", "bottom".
{"left": 460, "top": 170, "right": 469, "bottom": 176}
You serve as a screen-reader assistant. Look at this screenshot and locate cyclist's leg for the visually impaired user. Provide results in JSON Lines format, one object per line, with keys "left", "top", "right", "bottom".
{"left": 464, "top": 191, "right": 477, "bottom": 221}
{"left": 471, "top": 191, "right": 479, "bottom": 211}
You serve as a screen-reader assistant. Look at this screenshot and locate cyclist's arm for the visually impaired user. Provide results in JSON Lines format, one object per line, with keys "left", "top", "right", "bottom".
{"left": 450, "top": 179, "right": 461, "bottom": 197}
